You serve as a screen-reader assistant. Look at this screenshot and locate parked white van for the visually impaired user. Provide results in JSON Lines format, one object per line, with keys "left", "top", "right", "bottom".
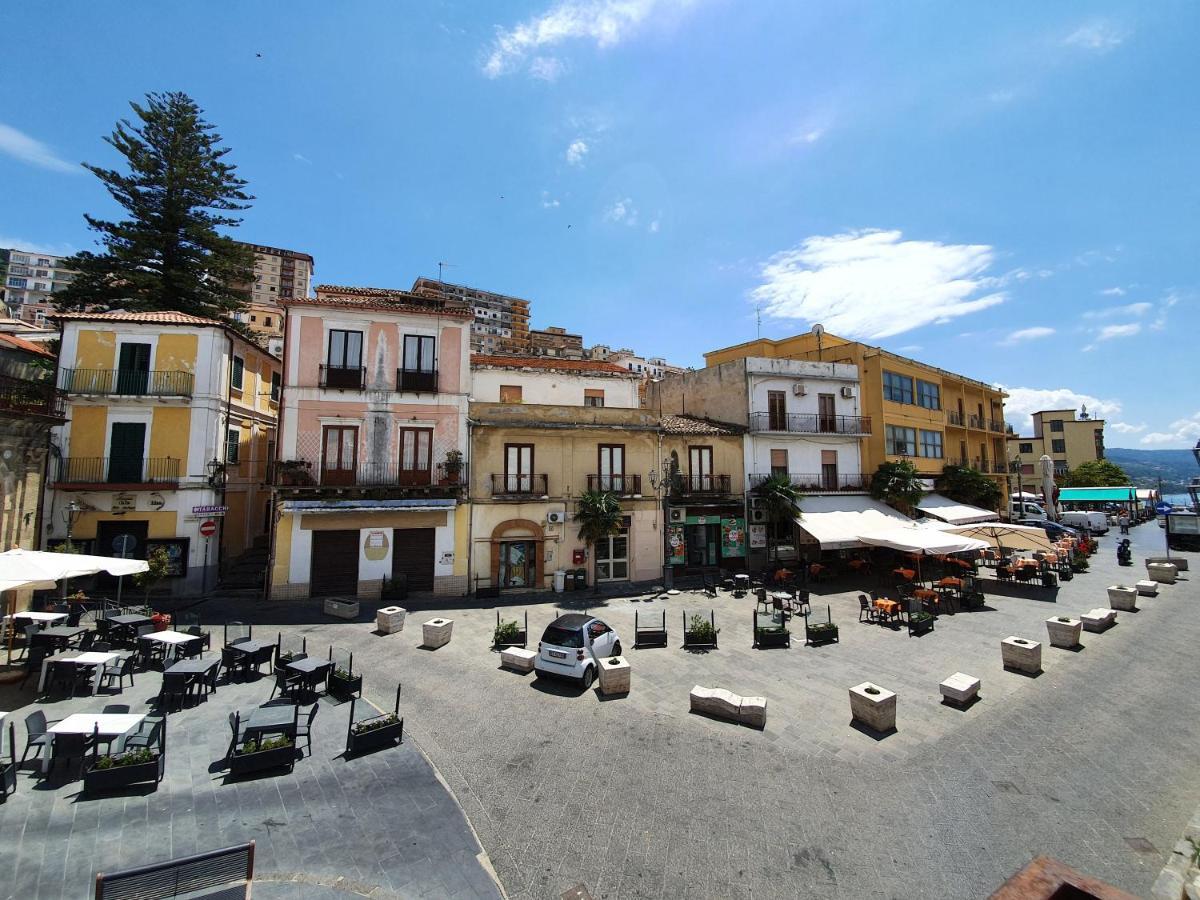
{"left": 1009, "top": 501, "right": 1047, "bottom": 521}
{"left": 1060, "top": 510, "right": 1109, "bottom": 534}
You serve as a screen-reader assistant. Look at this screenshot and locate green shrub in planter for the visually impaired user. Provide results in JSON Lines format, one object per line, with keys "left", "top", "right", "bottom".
{"left": 686, "top": 614, "right": 719, "bottom": 644}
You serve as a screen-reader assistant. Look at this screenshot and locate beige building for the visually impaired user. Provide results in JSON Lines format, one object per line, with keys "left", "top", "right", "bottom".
{"left": 470, "top": 355, "right": 641, "bottom": 408}
{"left": 1, "top": 247, "right": 76, "bottom": 325}
{"left": 233, "top": 242, "right": 314, "bottom": 352}
{"left": 1007, "top": 407, "right": 1106, "bottom": 478}
{"left": 529, "top": 325, "right": 584, "bottom": 357}
{"left": 412, "top": 277, "right": 531, "bottom": 355}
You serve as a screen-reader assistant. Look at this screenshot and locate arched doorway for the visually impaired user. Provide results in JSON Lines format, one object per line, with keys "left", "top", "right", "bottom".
{"left": 490, "top": 519, "right": 545, "bottom": 589}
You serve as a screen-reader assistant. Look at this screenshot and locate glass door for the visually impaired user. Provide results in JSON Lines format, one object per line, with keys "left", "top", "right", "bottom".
{"left": 321, "top": 425, "right": 358, "bottom": 486}
{"left": 504, "top": 444, "right": 534, "bottom": 493}
{"left": 398, "top": 428, "right": 432, "bottom": 485}
{"left": 594, "top": 528, "right": 629, "bottom": 581}
{"left": 598, "top": 444, "right": 624, "bottom": 493}
{"left": 498, "top": 541, "right": 535, "bottom": 588}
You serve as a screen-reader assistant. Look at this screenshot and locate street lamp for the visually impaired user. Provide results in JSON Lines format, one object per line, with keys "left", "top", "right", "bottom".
{"left": 61, "top": 498, "right": 83, "bottom": 547}
{"left": 648, "top": 459, "right": 676, "bottom": 590}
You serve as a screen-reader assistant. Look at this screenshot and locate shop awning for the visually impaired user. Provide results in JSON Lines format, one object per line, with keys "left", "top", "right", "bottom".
{"left": 858, "top": 524, "right": 989, "bottom": 555}
{"left": 1058, "top": 487, "right": 1137, "bottom": 503}
{"left": 1135, "top": 489, "right": 1158, "bottom": 501}
{"left": 916, "top": 493, "right": 1000, "bottom": 525}
{"left": 793, "top": 495, "right": 912, "bottom": 550}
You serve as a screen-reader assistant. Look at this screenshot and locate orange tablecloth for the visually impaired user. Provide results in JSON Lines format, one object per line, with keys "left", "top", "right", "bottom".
{"left": 914, "top": 588, "right": 937, "bottom": 601}
{"left": 874, "top": 598, "right": 900, "bottom": 615}
{"left": 809, "top": 564, "right": 825, "bottom": 576}
{"left": 950, "top": 558, "right": 974, "bottom": 569}
{"left": 894, "top": 568, "right": 916, "bottom": 581}
{"left": 1013, "top": 559, "right": 1039, "bottom": 569}
{"left": 936, "top": 577, "right": 963, "bottom": 589}
{"left": 1043, "top": 553, "right": 1059, "bottom": 565}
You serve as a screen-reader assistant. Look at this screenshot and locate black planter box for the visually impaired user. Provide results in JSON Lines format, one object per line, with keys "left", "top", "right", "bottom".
{"left": 682, "top": 632, "right": 718, "bottom": 650}
{"left": 908, "top": 617, "right": 935, "bottom": 637}
{"left": 346, "top": 719, "right": 404, "bottom": 755}
{"left": 228, "top": 743, "right": 295, "bottom": 776}
{"left": 84, "top": 754, "right": 165, "bottom": 793}
{"left": 493, "top": 630, "right": 527, "bottom": 650}
{"left": 0, "top": 760, "right": 16, "bottom": 800}
{"left": 805, "top": 625, "right": 839, "bottom": 646}
{"left": 753, "top": 628, "right": 791, "bottom": 649}
{"left": 328, "top": 670, "right": 363, "bottom": 698}
{"left": 634, "top": 628, "right": 668, "bottom": 648}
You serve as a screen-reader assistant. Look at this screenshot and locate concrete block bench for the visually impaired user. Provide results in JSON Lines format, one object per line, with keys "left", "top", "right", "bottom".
{"left": 1135, "top": 580, "right": 1159, "bottom": 597}
{"left": 1001, "top": 636, "right": 1042, "bottom": 674}
{"left": 1147, "top": 562, "right": 1178, "bottom": 585}
{"left": 323, "top": 597, "right": 359, "bottom": 619}
{"left": 1107, "top": 585, "right": 1138, "bottom": 611}
{"left": 422, "top": 618, "right": 453, "bottom": 649}
{"left": 940, "top": 672, "right": 980, "bottom": 707}
{"left": 689, "top": 685, "right": 767, "bottom": 728}
{"left": 1082, "top": 608, "right": 1117, "bottom": 632}
{"left": 500, "top": 647, "right": 536, "bottom": 673}
{"left": 376, "top": 605, "right": 407, "bottom": 634}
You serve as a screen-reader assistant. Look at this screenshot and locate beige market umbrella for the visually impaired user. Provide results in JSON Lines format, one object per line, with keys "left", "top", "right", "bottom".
{"left": 934, "top": 522, "right": 1055, "bottom": 555}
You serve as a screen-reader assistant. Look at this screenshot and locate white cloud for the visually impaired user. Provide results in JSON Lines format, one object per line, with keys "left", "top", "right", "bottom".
{"left": 1083, "top": 301, "right": 1151, "bottom": 319}
{"left": 1100, "top": 286, "right": 1126, "bottom": 296}
{"left": 0, "top": 235, "right": 75, "bottom": 256}
{"left": 751, "top": 229, "right": 1006, "bottom": 339}
{"left": 1096, "top": 323, "right": 1141, "bottom": 341}
{"left": 604, "top": 197, "right": 638, "bottom": 226}
{"left": 292, "top": 153, "right": 311, "bottom": 164}
{"left": 565, "top": 139, "right": 589, "bottom": 165}
{"left": 1002, "top": 326, "right": 1055, "bottom": 345}
{"left": 648, "top": 219, "right": 660, "bottom": 233}
{"left": 988, "top": 89, "right": 1017, "bottom": 105}
{"left": 896, "top": 345, "right": 923, "bottom": 354}
{"left": 788, "top": 126, "right": 825, "bottom": 146}
{"left": 1063, "top": 20, "right": 1127, "bottom": 52}
{"left": 1110, "top": 421, "right": 1146, "bottom": 435}
{"left": 0, "top": 122, "right": 77, "bottom": 173}
{"left": 999, "top": 386, "right": 1122, "bottom": 435}
{"left": 1151, "top": 292, "right": 1180, "bottom": 331}
{"left": 1140, "top": 411, "right": 1200, "bottom": 447}
{"left": 529, "top": 56, "right": 566, "bottom": 81}
{"left": 541, "top": 191, "right": 561, "bottom": 209}
{"left": 483, "top": 0, "right": 705, "bottom": 78}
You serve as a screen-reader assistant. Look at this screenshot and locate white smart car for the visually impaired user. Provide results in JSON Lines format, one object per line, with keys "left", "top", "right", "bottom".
{"left": 534, "top": 613, "right": 622, "bottom": 689}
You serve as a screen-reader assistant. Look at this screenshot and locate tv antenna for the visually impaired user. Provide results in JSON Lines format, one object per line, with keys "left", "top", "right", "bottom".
{"left": 755, "top": 302, "right": 763, "bottom": 339}
{"left": 437, "top": 261, "right": 456, "bottom": 282}
{"left": 812, "top": 323, "right": 825, "bottom": 361}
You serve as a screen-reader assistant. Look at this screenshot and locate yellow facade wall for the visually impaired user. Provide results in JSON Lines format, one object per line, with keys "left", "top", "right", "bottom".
{"left": 155, "top": 333, "right": 198, "bottom": 373}
{"left": 149, "top": 407, "right": 191, "bottom": 462}
{"left": 272, "top": 513, "right": 293, "bottom": 586}
{"left": 224, "top": 490, "right": 247, "bottom": 558}
{"left": 75, "top": 330, "right": 116, "bottom": 370}
{"left": 69, "top": 406, "right": 109, "bottom": 458}
{"left": 72, "top": 511, "right": 181, "bottom": 540}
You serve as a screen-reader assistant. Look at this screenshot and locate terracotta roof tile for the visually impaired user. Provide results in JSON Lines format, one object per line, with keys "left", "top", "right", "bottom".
{"left": 0, "top": 332, "right": 54, "bottom": 358}
{"left": 659, "top": 414, "right": 743, "bottom": 436}
{"left": 295, "top": 287, "right": 474, "bottom": 318}
{"left": 470, "top": 354, "right": 637, "bottom": 376}
{"left": 52, "top": 310, "right": 226, "bottom": 326}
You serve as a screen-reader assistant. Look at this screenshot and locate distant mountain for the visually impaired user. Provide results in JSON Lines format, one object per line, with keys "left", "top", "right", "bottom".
{"left": 1106, "top": 447, "right": 1198, "bottom": 493}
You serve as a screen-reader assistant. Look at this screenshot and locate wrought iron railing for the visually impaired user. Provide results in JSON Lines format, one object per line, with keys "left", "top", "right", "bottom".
{"left": 675, "top": 474, "right": 732, "bottom": 495}
{"left": 56, "top": 456, "right": 180, "bottom": 485}
{"left": 988, "top": 419, "right": 1006, "bottom": 433}
{"left": 58, "top": 368, "right": 193, "bottom": 397}
{"left": 0, "top": 373, "right": 64, "bottom": 418}
{"left": 273, "top": 459, "right": 465, "bottom": 490}
{"left": 968, "top": 414, "right": 984, "bottom": 429}
{"left": 946, "top": 410, "right": 964, "bottom": 426}
{"left": 748, "top": 412, "right": 871, "bottom": 436}
{"left": 319, "top": 365, "right": 365, "bottom": 390}
{"left": 749, "top": 472, "right": 866, "bottom": 492}
{"left": 586, "top": 474, "right": 642, "bottom": 494}
{"left": 491, "top": 473, "right": 549, "bottom": 496}
{"left": 396, "top": 368, "right": 438, "bottom": 393}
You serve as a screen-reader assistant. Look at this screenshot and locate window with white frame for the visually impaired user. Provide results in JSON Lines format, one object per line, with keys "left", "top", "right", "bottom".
{"left": 885, "top": 424, "right": 917, "bottom": 456}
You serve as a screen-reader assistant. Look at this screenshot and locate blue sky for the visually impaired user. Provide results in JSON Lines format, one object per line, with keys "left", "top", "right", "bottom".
{"left": 2, "top": 1, "right": 1197, "bottom": 447}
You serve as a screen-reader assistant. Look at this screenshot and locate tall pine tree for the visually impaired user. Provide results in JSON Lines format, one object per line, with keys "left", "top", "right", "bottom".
{"left": 58, "top": 91, "right": 255, "bottom": 321}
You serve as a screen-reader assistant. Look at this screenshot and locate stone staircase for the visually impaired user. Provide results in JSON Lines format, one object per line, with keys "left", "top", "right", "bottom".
{"left": 218, "top": 537, "right": 269, "bottom": 593}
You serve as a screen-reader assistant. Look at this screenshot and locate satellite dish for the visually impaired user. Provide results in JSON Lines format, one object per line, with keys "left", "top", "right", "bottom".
{"left": 811, "top": 324, "right": 825, "bottom": 337}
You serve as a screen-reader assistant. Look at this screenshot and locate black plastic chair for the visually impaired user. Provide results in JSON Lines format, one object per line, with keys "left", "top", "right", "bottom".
{"left": 19, "top": 710, "right": 56, "bottom": 767}
{"left": 269, "top": 669, "right": 302, "bottom": 702}
{"left": 99, "top": 654, "right": 136, "bottom": 693}
{"left": 858, "top": 595, "right": 877, "bottom": 623}
{"left": 117, "top": 715, "right": 163, "bottom": 754}
{"left": 76, "top": 630, "right": 96, "bottom": 652}
{"left": 45, "top": 731, "right": 94, "bottom": 781}
{"left": 19, "top": 645, "right": 50, "bottom": 689}
{"left": 295, "top": 704, "right": 319, "bottom": 754}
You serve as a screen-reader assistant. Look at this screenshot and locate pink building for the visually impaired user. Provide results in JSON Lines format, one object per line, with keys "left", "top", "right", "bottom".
{"left": 271, "top": 286, "right": 472, "bottom": 599}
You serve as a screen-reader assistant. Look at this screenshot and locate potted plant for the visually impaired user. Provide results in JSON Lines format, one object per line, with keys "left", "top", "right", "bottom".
{"left": 328, "top": 664, "right": 362, "bottom": 698}
{"left": 908, "top": 611, "right": 935, "bottom": 637}
{"left": 804, "top": 605, "right": 839, "bottom": 646}
{"left": 347, "top": 713, "right": 404, "bottom": 754}
{"left": 440, "top": 449, "right": 464, "bottom": 486}
{"left": 1045, "top": 615, "right": 1082, "bottom": 649}
{"left": 229, "top": 735, "right": 296, "bottom": 776}
{"left": 752, "top": 611, "right": 790, "bottom": 648}
{"left": 84, "top": 747, "right": 166, "bottom": 793}
{"left": 492, "top": 610, "right": 528, "bottom": 649}
{"left": 1071, "top": 556, "right": 1089, "bottom": 573}
{"left": 277, "top": 459, "right": 315, "bottom": 486}
{"left": 682, "top": 611, "right": 719, "bottom": 649}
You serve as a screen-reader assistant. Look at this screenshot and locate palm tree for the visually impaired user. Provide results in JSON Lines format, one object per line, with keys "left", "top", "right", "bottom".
{"left": 869, "top": 460, "right": 925, "bottom": 515}
{"left": 755, "top": 473, "right": 803, "bottom": 561}
{"left": 574, "top": 490, "right": 623, "bottom": 592}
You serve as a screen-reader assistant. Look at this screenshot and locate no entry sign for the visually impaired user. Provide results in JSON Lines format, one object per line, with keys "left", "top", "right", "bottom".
{"left": 199, "top": 520, "right": 217, "bottom": 537}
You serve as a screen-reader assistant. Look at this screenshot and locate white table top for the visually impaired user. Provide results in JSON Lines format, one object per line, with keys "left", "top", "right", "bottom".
{"left": 5, "top": 611, "right": 66, "bottom": 622}
{"left": 50, "top": 713, "right": 144, "bottom": 736}
{"left": 141, "top": 629, "right": 198, "bottom": 645}
{"left": 61, "top": 651, "right": 120, "bottom": 666}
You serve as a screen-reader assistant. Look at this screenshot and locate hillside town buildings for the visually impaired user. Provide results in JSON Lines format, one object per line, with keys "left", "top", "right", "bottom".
{"left": 1007, "top": 407, "right": 1107, "bottom": 478}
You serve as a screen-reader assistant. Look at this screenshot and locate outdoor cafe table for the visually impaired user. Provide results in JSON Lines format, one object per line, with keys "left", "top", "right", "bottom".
{"left": 241, "top": 703, "right": 297, "bottom": 742}
{"left": 107, "top": 613, "right": 152, "bottom": 642}
{"left": 893, "top": 568, "right": 916, "bottom": 582}
{"left": 286, "top": 656, "right": 332, "bottom": 692}
{"left": 31, "top": 625, "right": 86, "bottom": 650}
{"left": 139, "top": 629, "right": 202, "bottom": 663}
{"left": 45, "top": 712, "right": 144, "bottom": 773}
{"left": 5, "top": 610, "right": 67, "bottom": 627}
{"left": 873, "top": 598, "right": 900, "bottom": 617}
{"left": 37, "top": 650, "right": 120, "bottom": 694}
{"left": 936, "top": 577, "right": 964, "bottom": 590}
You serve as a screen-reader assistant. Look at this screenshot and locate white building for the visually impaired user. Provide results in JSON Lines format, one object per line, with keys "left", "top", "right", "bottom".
{"left": 2, "top": 248, "right": 76, "bottom": 324}
{"left": 470, "top": 355, "right": 641, "bottom": 408}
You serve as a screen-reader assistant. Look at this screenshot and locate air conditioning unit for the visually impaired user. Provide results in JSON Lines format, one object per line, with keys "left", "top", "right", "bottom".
{"left": 749, "top": 508, "right": 768, "bottom": 524}
{"left": 546, "top": 511, "right": 565, "bottom": 525}
{"left": 669, "top": 508, "right": 686, "bottom": 523}
{"left": 748, "top": 496, "right": 763, "bottom": 509}
{"left": 840, "top": 385, "right": 855, "bottom": 398}
{"left": 792, "top": 382, "right": 807, "bottom": 396}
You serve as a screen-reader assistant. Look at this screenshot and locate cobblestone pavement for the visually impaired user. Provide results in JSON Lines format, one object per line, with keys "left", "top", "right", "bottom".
{"left": 0, "top": 653, "right": 501, "bottom": 899}
{"left": 261, "top": 524, "right": 1200, "bottom": 899}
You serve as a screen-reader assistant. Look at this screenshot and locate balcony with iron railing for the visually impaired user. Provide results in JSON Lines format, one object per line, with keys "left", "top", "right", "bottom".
{"left": 946, "top": 410, "right": 965, "bottom": 427}
{"left": 319, "top": 365, "right": 366, "bottom": 390}
{"left": 55, "top": 456, "right": 180, "bottom": 489}
{"left": 273, "top": 458, "right": 466, "bottom": 494}
{"left": 992, "top": 460, "right": 1008, "bottom": 474}
{"left": 674, "top": 474, "right": 732, "bottom": 496}
{"left": 988, "top": 419, "right": 1006, "bottom": 433}
{"left": 491, "top": 473, "right": 549, "bottom": 497}
{"left": 749, "top": 472, "right": 867, "bottom": 492}
{"left": 0, "top": 373, "right": 64, "bottom": 420}
{"left": 749, "top": 412, "right": 871, "bottom": 436}
{"left": 586, "top": 474, "right": 643, "bottom": 495}
{"left": 968, "top": 414, "right": 985, "bottom": 429}
{"left": 58, "top": 368, "right": 193, "bottom": 398}
{"left": 396, "top": 368, "right": 438, "bottom": 393}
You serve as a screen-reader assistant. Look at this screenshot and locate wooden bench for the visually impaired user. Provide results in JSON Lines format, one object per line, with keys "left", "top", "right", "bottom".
{"left": 689, "top": 685, "right": 766, "bottom": 728}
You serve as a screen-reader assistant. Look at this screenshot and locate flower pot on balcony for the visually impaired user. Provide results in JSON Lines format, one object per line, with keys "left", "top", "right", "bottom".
{"left": 1107, "top": 585, "right": 1137, "bottom": 611}
{"left": 328, "top": 667, "right": 362, "bottom": 698}
{"left": 597, "top": 656, "right": 630, "bottom": 695}
{"left": 1001, "top": 636, "right": 1042, "bottom": 674}
{"left": 1045, "top": 616, "right": 1082, "bottom": 650}
{"left": 849, "top": 682, "right": 896, "bottom": 733}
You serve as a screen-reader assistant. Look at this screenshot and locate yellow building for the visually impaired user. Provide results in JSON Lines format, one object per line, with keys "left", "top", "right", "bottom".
{"left": 1007, "top": 408, "right": 1107, "bottom": 479}
{"left": 47, "top": 311, "right": 279, "bottom": 595}
{"left": 705, "top": 331, "right": 1009, "bottom": 492}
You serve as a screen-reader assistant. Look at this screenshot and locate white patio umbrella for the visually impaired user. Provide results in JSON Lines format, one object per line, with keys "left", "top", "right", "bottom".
{"left": 857, "top": 524, "right": 989, "bottom": 555}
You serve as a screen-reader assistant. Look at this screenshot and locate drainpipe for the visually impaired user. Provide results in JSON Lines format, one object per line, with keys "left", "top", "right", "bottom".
{"left": 464, "top": 413, "right": 474, "bottom": 599}
{"left": 263, "top": 312, "right": 289, "bottom": 603}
